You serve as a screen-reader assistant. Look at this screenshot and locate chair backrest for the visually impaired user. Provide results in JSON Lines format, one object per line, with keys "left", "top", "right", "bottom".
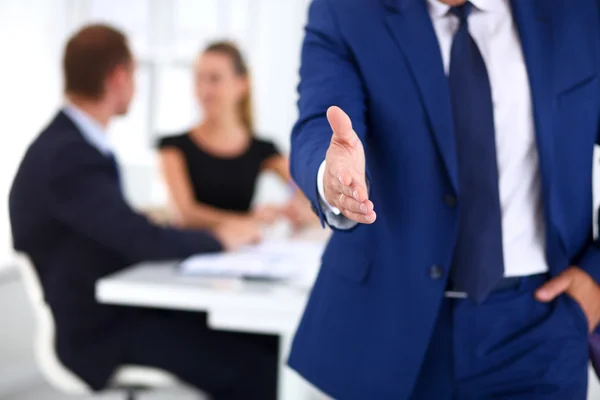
{"left": 15, "top": 253, "right": 91, "bottom": 394}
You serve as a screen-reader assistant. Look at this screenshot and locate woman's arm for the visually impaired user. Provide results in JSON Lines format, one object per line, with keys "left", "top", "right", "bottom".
{"left": 261, "top": 154, "right": 291, "bottom": 181}
{"left": 262, "top": 154, "right": 320, "bottom": 228}
{"left": 159, "top": 148, "right": 248, "bottom": 229}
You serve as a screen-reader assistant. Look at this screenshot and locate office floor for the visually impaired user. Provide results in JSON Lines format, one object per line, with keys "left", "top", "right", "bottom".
{"left": 3, "top": 383, "right": 204, "bottom": 400}
{"left": 2, "top": 270, "right": 600, "bottom": 400}
{"left": 7, "top": 375, "right": 600, "bottom": 400}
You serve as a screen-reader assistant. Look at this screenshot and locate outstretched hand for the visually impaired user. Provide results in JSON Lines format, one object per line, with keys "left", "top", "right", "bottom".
{"left": 323, "top": 106, "right": 376, "bottom": 224}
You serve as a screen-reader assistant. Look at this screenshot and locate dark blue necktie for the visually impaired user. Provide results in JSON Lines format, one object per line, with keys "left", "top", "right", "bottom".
{"left": 449, "top": 3, "right": 505, "bottom": 303}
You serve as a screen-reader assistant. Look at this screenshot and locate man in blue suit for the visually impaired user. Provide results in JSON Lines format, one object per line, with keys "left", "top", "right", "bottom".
{"left": 289, "top": 0, "right": 600, "bottom": 398}
{"left": 10, "top": 24, "right": 277, "bottom": 399}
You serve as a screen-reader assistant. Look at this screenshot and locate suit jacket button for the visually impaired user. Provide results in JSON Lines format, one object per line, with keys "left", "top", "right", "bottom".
{"left": 429, "top": 265, "right": 444, "bottom": 280}
{"left": 444, "top": 195, "right": 457, "bottom": 207}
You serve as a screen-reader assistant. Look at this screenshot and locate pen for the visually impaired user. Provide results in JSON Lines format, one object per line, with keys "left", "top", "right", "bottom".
{"left": 240, "top": 275, "right": 286, "bottom": 283}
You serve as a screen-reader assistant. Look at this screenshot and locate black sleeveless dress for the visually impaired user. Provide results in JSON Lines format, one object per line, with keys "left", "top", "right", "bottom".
{"left": 157, "top": 132, "right": 280, "bottom": 212}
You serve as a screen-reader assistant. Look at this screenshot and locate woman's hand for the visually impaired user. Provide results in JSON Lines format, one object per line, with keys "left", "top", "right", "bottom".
{"left": 283, "top": 193, "right": 319, "bottom": 230}
{"left": 252, "top": 204, "right": 283, "bottom": 225}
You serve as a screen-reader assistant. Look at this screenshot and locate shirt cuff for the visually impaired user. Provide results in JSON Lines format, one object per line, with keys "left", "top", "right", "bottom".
{"left": 316, "top": 160, "right": 357, "bottom": 230}
{"left": 317, "top": 160, "right": 341, "bottom": 215}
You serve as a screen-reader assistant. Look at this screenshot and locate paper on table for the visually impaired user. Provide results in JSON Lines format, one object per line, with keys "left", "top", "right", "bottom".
{"left": 178, "top": 239, "right": 327, "bottom": 283}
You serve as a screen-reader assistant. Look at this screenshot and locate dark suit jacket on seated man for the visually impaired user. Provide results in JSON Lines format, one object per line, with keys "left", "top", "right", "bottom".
{"left": 288, "top": 0, "right": 600, "bottom": 398}
{"left": 9, "top": 24, "right": 277, "bottom": 400}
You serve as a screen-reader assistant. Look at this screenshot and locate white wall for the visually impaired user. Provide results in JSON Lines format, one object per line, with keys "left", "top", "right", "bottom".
{"left": 0, "top": 0, "right": 71, "bottom": 271}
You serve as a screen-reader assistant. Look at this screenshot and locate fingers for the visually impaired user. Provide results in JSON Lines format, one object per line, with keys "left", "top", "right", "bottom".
{"left": 334, "top": 168, "right": 368, "bottom": 203}
{"left": 324, "top": 165, "right": 375, "bottom": 224}
{"left": 254, "top": 205, "right": 283, "bottom": 224}
{"left": 327, "top": 106, "right": 358, "bottom": 147}
{"left": 244, "top": 222, "right": 264, "bottom": 245}
{"left": 339, "top": 194, "right": 373, "bottom": 215}
{"left": 331, "top": 184, "right": 376, "bottom": 224}
{"left": 250, "top": 230, "right": 263, "bottom": 245}
{"left": 535, "top": 271, "right": 574, "bottom": 302}
{"left": 341, "top": 208, "right": 377, "bottom": 224}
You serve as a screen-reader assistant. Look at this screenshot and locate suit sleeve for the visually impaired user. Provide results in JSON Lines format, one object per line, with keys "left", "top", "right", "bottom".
{"left": 290, "top": 0, "right": 368, "bottom": 228}
{"left": 578, "top": 162, "right": 600, "bottom": 283}
{"left": 578, "top": 2, "right": 600, "bottom": 283}
{"left": 46, "top": 143, "right": 222, "bottom": 265}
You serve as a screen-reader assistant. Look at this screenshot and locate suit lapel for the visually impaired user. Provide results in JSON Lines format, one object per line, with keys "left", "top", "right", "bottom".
{"left": 510, "top": 0, "right": 567, "bottom": 252}
{"left": 383, "top": 0, "right": 458, "bottom": 192}
{"left": 510, "top": 0, "right": 554, "bottom": 195}
{"left": 383, "top": 0, "right": 557, "bottom": 207}
{"left": 511, "top": 0, "right": 579, "bottom": 261}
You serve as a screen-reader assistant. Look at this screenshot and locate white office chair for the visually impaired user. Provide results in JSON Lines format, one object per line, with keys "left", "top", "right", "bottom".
{"left": 15, "top": 253, "right": 184, "bottom": 400}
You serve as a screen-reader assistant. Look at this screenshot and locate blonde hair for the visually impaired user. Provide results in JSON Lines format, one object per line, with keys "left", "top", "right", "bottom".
{"left": 204, "top": 41, "right": 253, "bottom": 134}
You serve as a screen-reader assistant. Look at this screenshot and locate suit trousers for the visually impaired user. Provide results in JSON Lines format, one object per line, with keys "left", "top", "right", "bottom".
{"left": 121, "top": 309, "right": 278, "bottom": 400}
{"left": 411, "top": 274, "right": 589, "bottom": 399}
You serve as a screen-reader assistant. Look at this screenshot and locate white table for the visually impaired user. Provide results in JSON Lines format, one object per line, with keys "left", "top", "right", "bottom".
{"left": 96, "top": 234, "right": 330, "bottom": 400}
{"left": 95, "top": 243, "right": 600, "bottom": 400}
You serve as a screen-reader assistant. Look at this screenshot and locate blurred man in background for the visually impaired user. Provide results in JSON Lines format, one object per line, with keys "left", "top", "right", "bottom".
{"left": 9, "top": 24, "right": 277, "bottom": 399}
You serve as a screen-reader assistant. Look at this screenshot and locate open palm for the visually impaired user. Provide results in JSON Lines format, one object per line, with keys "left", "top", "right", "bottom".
{"left": 323, "top": 106, "right": 376, "bottom": 224}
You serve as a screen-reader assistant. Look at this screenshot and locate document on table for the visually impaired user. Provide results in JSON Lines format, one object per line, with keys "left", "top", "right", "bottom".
{"left": 178, "top": 239, "right": 327, "bottom": 284}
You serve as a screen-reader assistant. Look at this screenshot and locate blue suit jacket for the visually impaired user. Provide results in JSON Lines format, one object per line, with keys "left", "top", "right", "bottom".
{"left": 289, "top": 0, "right": 600, "bottom": 397}
{"left": 9, "top": 112, "right": 222, "bottom": 390}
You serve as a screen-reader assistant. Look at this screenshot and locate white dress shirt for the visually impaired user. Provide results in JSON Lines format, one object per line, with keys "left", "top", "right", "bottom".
{"left": 317, "top": 0, "right": 548, "bottom": 277}
{"left": 63, "top": 103, "right": 113, "bottom": 156}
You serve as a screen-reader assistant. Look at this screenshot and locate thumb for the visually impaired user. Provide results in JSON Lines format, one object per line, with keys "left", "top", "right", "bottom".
{"left": 535, "top": 271, "right": 574, "bottom": 302}
{"left": 327, "top": 106, "right": 358, "bottom": 146}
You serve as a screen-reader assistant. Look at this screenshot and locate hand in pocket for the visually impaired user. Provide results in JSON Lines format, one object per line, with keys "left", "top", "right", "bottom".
{"left": 536, "top": 267, "right": 600, "bottom": 333}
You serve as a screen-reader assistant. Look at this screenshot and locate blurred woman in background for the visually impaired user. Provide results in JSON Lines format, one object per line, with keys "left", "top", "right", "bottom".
{"left": 158, "top": 41, "right": 315, "bottom": 230}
